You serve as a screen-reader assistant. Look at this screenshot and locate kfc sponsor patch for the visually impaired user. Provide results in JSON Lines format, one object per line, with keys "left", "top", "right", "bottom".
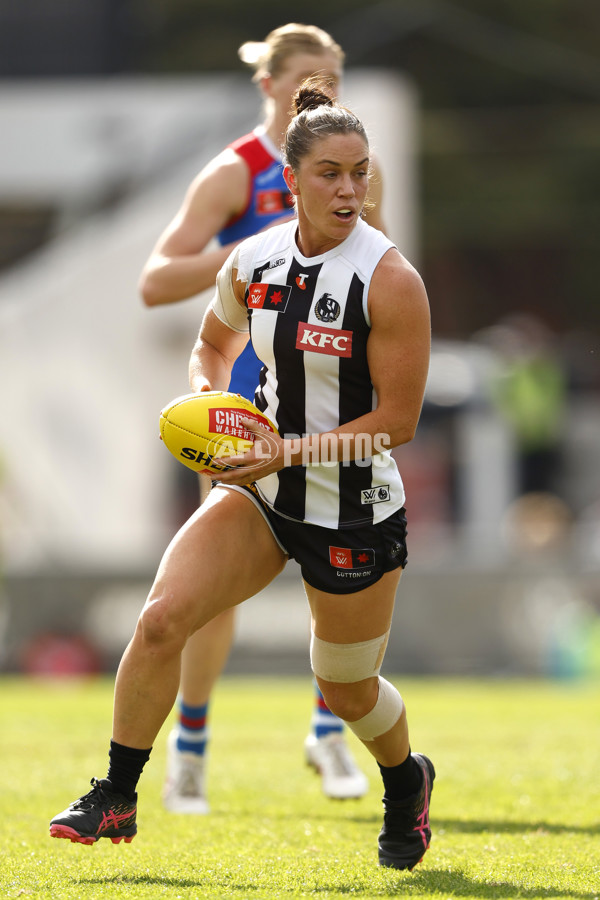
{"left": 296, "top": 322, "right": 353, "bottom": 357}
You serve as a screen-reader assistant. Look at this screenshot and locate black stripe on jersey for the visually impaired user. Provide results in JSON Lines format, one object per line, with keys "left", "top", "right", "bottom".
{"left": 338, "top": 272, "right": 375, "bottom": 526}
{"left": 272, "top": 256, "right": 322, "bottom": 521}
{"left": 250, "top": 259, "right": 278, "bottom": 414}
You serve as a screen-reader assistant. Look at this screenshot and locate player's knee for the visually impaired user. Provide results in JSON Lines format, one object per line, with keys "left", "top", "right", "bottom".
{"left": 317, "top": 679, "right": 379, "bottom": 723}
{"left": 136, "top": 591, "right": 190, "bottom": 652}
{"left": 311, "top": 628, "right": 397, "bottom": 728}
{"left": 345, "top": 677, "right": 404, "bottom": 741}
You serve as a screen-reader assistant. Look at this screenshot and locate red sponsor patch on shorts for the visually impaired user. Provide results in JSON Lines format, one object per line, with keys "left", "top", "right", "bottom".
{"left": 329, "top": 546, "right": 375, "bottom": 569}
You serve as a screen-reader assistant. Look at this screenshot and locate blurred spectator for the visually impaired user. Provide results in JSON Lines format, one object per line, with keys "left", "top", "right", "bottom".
{"left": 483, "top": 314, "right": 567, "bottom": 498}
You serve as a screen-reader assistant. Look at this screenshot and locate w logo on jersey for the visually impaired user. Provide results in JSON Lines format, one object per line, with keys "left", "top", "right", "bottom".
{"left": 247, "top": 282, "right": 291, "bottom": 312}
{"left": 361, "top": 486, "right": 390, "bottom": 505}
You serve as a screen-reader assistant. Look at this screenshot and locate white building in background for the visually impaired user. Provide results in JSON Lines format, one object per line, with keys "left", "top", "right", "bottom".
{"left": 0, "top": 71, "right": 418, "bottom": 573}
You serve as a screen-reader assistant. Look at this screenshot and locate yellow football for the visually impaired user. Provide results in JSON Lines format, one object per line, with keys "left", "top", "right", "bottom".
{"left": 159, "top": 391, "right": 278, "bottom": 475}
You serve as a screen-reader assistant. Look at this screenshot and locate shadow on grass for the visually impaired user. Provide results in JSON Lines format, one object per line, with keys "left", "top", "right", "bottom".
{"left": 406, "top": 870, "right": 599, "bottom": 899}
{"left": 78, "top": 870, "right": 599, "bottom": 899}
{"left": 301, "top": 810, "right": 599, "bottom": 836}
{"left": 434, "top": 817, "right": 600, "bottom": 837}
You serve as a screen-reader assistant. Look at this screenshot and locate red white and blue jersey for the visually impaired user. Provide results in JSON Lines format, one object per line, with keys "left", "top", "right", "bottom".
{"left": 236, "top": 217, "right": 406, "bottom": 529}
{"left": 217, "top": 127, "right": 293, "bottom": 246}
{"left": 217, "top": 127, "right": 294, "bottom": 399}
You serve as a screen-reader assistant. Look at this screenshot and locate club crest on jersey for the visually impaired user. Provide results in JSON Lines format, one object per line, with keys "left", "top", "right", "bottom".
{"left": 314, "top": 293, "right": 341, "bottom": 323}
{"left": 296, "top": 322, "right": 353, "bottom": 357}
{"left": 361, "top": 485, "right": 391, "bottom": 505}
{"left": 247, "top": 282, "right": 291, "bottom": 312}
{"left": 329, "top": 546, "right": 375, "bottom": 569}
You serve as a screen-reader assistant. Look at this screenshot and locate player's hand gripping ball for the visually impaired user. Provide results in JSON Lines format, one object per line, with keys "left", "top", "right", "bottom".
{"left": 159, "top": 391, "right": 278, "bottom": 475}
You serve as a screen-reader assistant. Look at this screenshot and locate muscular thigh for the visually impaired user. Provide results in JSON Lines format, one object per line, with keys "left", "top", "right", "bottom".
{"left": 148, "top": 487, "right": 287, "bottom": 633}
{"left": 305, "top": 568, "right": 402, "bottom": 645}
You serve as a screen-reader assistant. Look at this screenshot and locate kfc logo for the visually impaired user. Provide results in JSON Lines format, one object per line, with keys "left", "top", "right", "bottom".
{"left": 296, "top": 322, "right": 353, "bottom": 357}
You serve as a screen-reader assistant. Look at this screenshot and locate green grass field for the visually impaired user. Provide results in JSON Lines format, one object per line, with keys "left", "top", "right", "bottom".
{"left": 0, "top": 675, "right": 598, "bottom": 899}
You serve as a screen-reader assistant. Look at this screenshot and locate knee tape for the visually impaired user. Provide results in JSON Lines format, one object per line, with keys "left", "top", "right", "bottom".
{"left": 310, "top": 631, "right": 389, "bottom": 683}
{"left": 346, "top": 677, "right": 404, "bottom": 741}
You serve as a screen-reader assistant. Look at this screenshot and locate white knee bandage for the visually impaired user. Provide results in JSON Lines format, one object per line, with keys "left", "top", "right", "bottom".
{"left": 310, "top": 631, "right": 390, "bottom": 683}
{"left": 346, "top": 677, "right": 404, "bottom": 741}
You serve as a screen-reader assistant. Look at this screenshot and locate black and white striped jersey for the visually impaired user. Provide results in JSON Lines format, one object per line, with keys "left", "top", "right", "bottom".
{"left": 236, "top": 217, "right": 406, "bottom": 529}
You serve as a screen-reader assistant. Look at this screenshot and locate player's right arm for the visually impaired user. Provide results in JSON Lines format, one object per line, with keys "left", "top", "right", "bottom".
{"left": 139, "top": 149, "right": 250, "bottom": 307}
{"left": 188, "top": 262, "right": 249, "bottom": 392}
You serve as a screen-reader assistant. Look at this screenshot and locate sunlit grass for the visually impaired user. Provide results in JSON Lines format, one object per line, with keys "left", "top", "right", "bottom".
{"left": 0, "top": 675, "right": 598, "bottom": 899}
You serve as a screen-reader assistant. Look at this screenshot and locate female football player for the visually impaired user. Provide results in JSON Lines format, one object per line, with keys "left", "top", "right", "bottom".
{"left": 51, "top": 79, "right": 433, "bottom": 871}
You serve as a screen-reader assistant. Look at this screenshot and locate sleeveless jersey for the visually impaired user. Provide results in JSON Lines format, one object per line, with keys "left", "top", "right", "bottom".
{"left": 216, "top": 127, "right": 294, "bottom": 400}
{"left": 236, "top": 217, "right": 406, "bottom": 530}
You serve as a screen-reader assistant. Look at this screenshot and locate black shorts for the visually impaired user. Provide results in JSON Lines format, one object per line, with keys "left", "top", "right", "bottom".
{"left": 217, "top": 484, "right": 408, "bottom": 595}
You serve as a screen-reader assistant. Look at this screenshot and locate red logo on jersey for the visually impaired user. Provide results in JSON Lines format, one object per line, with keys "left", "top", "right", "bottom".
{"left": 296, "top": 322, "right": 353, "bottom": 357}
{"left": 329, "top": 547, "right": 375, "bottom": 569}
{"left": 296, "top": 274, "right": 309, "bottom": 290}
{"left": 247, "top": 283, "right": 291, "bottom": 312}
{"left": 256, "top": 189, "right": 285, "bottom": 215}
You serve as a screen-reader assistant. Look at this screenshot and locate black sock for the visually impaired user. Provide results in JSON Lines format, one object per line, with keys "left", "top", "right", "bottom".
{"left": 378, "top": 749, "right": 422, "bottom": 801}
{"left": 106, "top": 740, "right": 152, "bottom": 801}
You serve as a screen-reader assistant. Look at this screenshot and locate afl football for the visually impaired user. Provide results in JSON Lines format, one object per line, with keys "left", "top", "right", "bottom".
{"left": 159, "top": 391, "right": 277, "bottom": 475}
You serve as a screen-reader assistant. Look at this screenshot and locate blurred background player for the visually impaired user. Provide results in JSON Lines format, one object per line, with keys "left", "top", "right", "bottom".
{"left": 139, "top": 23, "right": 387, "bottom": 813}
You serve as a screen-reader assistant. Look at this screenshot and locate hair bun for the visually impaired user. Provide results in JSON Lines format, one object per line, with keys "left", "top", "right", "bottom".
{"left": 294, "top": 79, "right": 336, "bottom": 116}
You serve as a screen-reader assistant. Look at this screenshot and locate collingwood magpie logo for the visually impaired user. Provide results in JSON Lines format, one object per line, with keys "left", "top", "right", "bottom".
{"left": 315, "top": 293, "right": 341, "bottom": 323}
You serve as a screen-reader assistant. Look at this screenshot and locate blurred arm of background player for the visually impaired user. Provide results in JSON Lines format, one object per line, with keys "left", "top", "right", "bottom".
{"left": 138, "top": 148, "right": 251, "bottom": 306}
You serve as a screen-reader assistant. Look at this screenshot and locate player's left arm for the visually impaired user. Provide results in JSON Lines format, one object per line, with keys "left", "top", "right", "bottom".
{"left": 304, "top": 248, "right": 430, "bottom": 456}
{"left": 363, "top": 249, "right": 431, "bottom": 446}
